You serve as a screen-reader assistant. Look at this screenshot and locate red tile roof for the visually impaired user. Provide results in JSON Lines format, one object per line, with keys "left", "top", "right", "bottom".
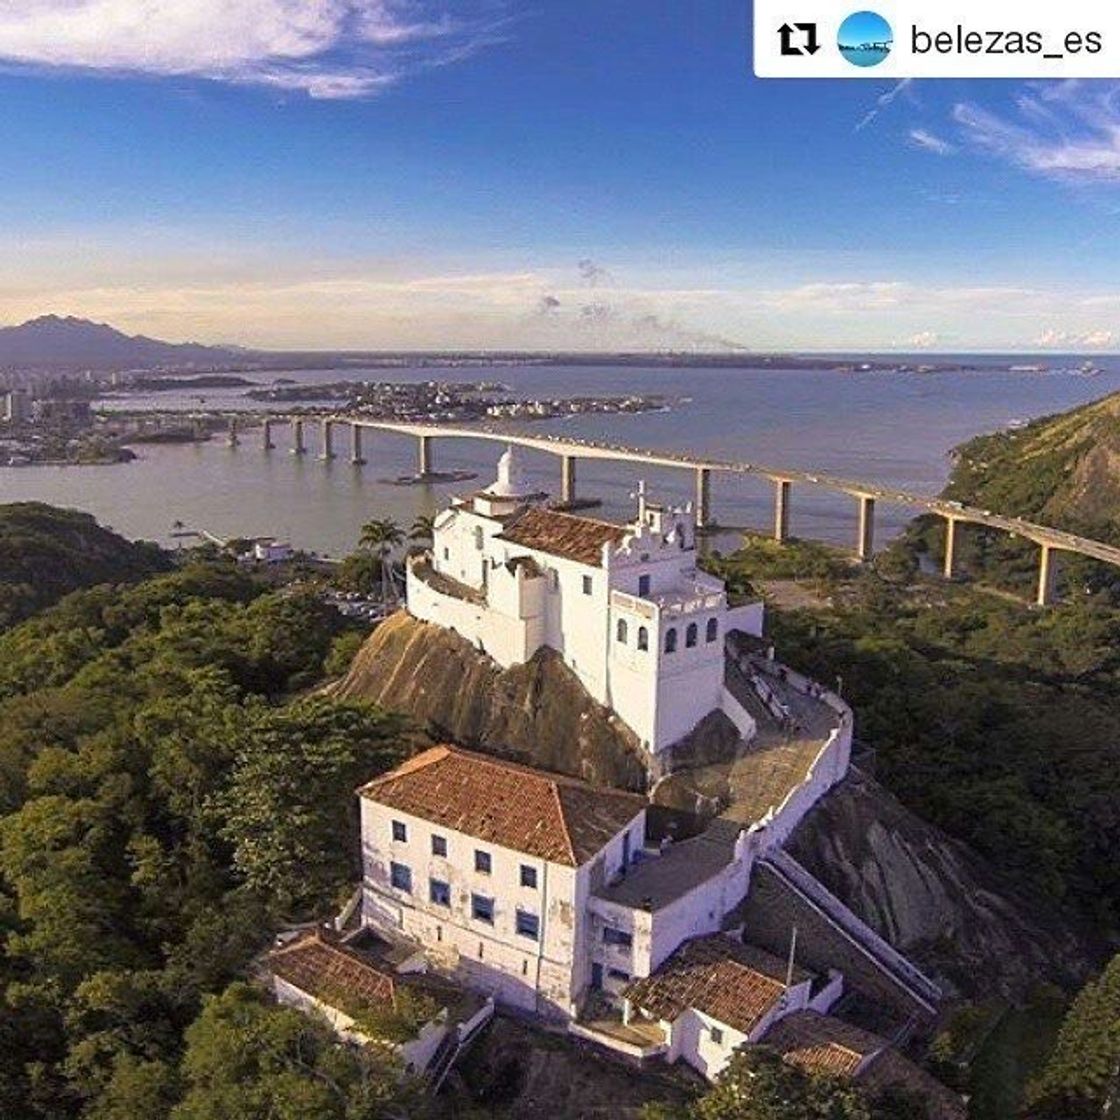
{"left": 624, "top": 936, "right": 809, "bottom": 1037}
{"left": 360, "top": 746, "right": 646, "bottom": 866}
{"left": 270, "top": 931, "right": 400, "bottom": 1013}
{"left": 497, "top": 507, "right": 628, "bottom": 566}
{"left": 762, "top": 1010, "right": 886, "bottom": 1078}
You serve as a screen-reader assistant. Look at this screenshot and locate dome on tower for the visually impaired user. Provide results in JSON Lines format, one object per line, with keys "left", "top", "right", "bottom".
{"left": 487, "top": 445, "right": 530, "bottom": 498}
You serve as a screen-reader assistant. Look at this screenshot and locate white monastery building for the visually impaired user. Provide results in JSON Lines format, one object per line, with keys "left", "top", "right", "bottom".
{"left": 357, "top": 744, "right": 852, "bottom": 1081}
{"left": 334, "top": 446, "right": 953, "bottom": 1104}
{"left": 406, "top": 447, "right": 763, "bottom": 756}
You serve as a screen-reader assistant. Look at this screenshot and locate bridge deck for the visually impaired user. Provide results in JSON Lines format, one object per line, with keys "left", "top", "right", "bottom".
{"left": 263, "top": 415, "right": 1120, "bottom": 572}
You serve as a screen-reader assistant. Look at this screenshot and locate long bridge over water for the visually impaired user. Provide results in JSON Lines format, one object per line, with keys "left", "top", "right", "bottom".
{"left": 227, "top": 413, "right": 1120, "bottom": 607}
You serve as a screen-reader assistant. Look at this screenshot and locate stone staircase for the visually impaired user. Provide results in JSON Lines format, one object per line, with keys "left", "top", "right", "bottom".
{"left": 744, "top": 851, "right": 941, "bottom": 1020}
{"left": 427, "top": 998, "right": 495, "bottom": 1091}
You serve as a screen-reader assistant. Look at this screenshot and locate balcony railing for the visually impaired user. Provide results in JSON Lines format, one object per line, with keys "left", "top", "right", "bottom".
{"left": 610, "top": 585, "right": 726, "bottom": 619}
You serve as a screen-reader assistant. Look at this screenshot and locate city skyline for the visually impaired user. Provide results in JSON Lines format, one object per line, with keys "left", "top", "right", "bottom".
{"left": 1, "top": 2, "right": 1120, "bottom": 351}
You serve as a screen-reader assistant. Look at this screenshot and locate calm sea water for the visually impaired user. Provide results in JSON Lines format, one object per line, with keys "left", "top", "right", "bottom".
{"left": 2, "top": 360, "right": 1116, "bottom": 557}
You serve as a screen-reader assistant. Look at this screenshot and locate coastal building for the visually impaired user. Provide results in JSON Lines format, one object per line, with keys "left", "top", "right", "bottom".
{"left": 353, "top": 743, "right": 949, "bottom": 1098}
{"left": 251, "top": 538, "right": 294, "bottom": 563}
{"left": 359, "top": 745, "right": 648, "bottom": 1019}
{"left": 268, "top": 928, "right": 493, "bottom": 1077}
{"left": 617, "top": 935, "right": 842, "bottom": 1080}
{"left": 2, "top": 390, "right": 30, "bottom": 424}
{"left": 406, "top": 447, "right": 763, "bottom": 756}
{"left": 346, "top": 448, "right": 953, "bottom": 1098}
{"left": 356, "top": 746, "right": 860, "bottom": 1080}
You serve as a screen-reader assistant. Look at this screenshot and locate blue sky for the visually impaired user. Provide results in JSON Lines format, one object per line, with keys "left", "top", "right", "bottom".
{"left": 0, "top": 1, "right": 1119, "bottom": 350}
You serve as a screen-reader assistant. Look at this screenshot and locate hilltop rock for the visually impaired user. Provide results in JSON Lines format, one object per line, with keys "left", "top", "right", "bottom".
{"left": 329, "top": 611, "right": 651, "bottom": 790}
{"left": 786, "top": 770, "right": 1101, "bottom": 999}
{"left": 448, "top": 1015, "right": 698, "bottom": 1118}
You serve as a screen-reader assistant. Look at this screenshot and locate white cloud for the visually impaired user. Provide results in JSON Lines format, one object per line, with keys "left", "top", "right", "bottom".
{"left": 954, "top": 82, "right": 1120, "bottom": 181}
{"left": 908, "top": 330, "right": 939, "bottom": 349}
{"left": 0, "top": 1, "right": 508, "bottom": 98}
{"left": 1034, "top": 327, "right": 1116, "bottom": 349}
{"left": 855, "top": 78, "right": 913, "bottom": 131}
{"left": 908, "top": 128, "right": 954, "bottom": 156}
{"left": 3, "top": 254, "right": 1119, "bottom": 352}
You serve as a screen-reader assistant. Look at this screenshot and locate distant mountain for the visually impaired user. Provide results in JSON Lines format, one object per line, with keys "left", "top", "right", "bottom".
{"left": 0, "top": 315, "right": 240, "bottom": 370}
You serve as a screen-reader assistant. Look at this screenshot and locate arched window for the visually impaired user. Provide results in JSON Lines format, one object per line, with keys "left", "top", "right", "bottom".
{"left": 686, "top": 622, "right": 698, "bottom": 648}
{"left": 637, "top": 626, "right": 649, "bottom": 651}
{"left": 664, "top": 628, "right": 677, "bottom": 654}
{"left": 616, "top": 618, "right": 628, "bottom": 644}
{"left": 706, "top": 617, "right": 719, "bottom": 643}
{"left": 473, "top": 526, "right": 484, "bottom": 550}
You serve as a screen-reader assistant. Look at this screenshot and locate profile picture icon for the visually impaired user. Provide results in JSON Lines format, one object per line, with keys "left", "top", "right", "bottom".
{"left": 838, "top": 11, "right": 893, "bottom": 67}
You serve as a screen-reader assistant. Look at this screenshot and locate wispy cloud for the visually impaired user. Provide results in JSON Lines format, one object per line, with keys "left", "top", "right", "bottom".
{"left": 0, "top": 1, "right": 511, "bottom": 99}
{"left": 954, "top": 81, "right": 1120, "bottom": 181}
{"left": 855, "top": 78, "right": 913, "bottom": 131}
{"left": 908, "top": 128, "right": 954, "bottom": 156}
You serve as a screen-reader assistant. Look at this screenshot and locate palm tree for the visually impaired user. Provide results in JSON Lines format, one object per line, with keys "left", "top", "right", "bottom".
{"left": 409, "top": 514, "right": 435, "bottom": 543}
{"left": 358, "top": 518, "right": 405, "bottom": 603}
{"left": 359, "top": 518, "right": 404, "bottom": 555}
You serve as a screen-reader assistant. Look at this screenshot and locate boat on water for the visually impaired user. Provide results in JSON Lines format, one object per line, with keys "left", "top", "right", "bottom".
{"left": 379, "top": 469, "right": 479, "bottom": 486}
{"left": 1008, "top": 364, "right": 1047, "bottom": 373}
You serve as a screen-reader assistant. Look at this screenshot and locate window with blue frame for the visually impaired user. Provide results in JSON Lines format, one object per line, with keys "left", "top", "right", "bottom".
{"left": 431, "top": 834, "right": 447, "bottom": 857}
{"left": 515, "top": 910, "right": 539, "bottom": 940}
{"left": 429, "top": 878, "right": 451, "bottom": 907}
{"left": 602, "top": 927, "right": 632, "bottom": 947}
{"left": 471, "top": 894, "right": 494, "bottom": 923}
{"left": 520, "top": 865, "right": 537, "bottom": 889}
{"left": 391, "top": 820, "right": 407, "bottom": 842}
{"left": 390, "top": 862, "right": 412, "bottom": 893}
{"left": 475, "top": 849, "right": 492, "bottom": 874}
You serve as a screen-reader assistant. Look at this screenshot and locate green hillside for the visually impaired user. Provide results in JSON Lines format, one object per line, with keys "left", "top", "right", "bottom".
{"left": 0, "top": 503, "right": 169, "bottom": 629}
{"left": 945, "top": 391, "right": 1120, "bottom": 543}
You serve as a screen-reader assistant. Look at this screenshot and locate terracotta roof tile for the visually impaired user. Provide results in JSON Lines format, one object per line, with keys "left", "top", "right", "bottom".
{"left": 496, "top": 507, "right": 628, "bottom": 566}
{"left": 360, "top": 746, "right": 646, "bottom": 866}
{"left": 624, "top": 936, "right": 809, "bottom": 1036}
{"left": 270, "top": 931, "right": 399, "bottom": 1012}
{"left": 762, "top": 1010, "right": 886, "bottom": 1078}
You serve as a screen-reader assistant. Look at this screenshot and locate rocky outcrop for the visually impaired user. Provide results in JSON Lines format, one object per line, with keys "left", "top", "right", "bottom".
{"left": 329, "top": 611, "right": 650, "bottom": 791}
{"left": 447, "top": 1015, "right": 697, "bottom": 1118}
{"left": 786, "top": 770, "right": 1101, "bottom": 999}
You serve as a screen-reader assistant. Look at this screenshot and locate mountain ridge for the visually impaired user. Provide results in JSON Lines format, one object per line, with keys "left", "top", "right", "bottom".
{"left": 0, "top": 314, "right": 239, "bottom": 369}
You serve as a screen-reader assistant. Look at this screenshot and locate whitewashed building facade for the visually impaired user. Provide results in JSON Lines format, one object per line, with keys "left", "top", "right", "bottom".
{"left": 406, "top": 447, "right": 763, "bottom": 756}
{"left": 360, "top": 745, "right": 648, "bottom": 1019}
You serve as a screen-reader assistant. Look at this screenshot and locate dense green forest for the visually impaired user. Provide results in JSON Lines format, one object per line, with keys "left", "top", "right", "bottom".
{"left": 0, "top": 503, "right": 169, "bottom": 630}
{"left": 0, "top": 543, "right": 421, "bottom": 1117}
{"left": 1, "top": 496, "right": 1117, "bottom": 1117}
{"left": 906, "top": 391, "right": 1120, "bottom": 599}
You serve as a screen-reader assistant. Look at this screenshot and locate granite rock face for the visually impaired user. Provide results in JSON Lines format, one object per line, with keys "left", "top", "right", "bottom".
{"left": 329, "top": 611, "right": 650, "bottom": 791}
{"left": 786, "top": 770, "right": 1100, "bottom": 998}
{"left": 447, "top": 1015, "right": 696, "bottom": 1118}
